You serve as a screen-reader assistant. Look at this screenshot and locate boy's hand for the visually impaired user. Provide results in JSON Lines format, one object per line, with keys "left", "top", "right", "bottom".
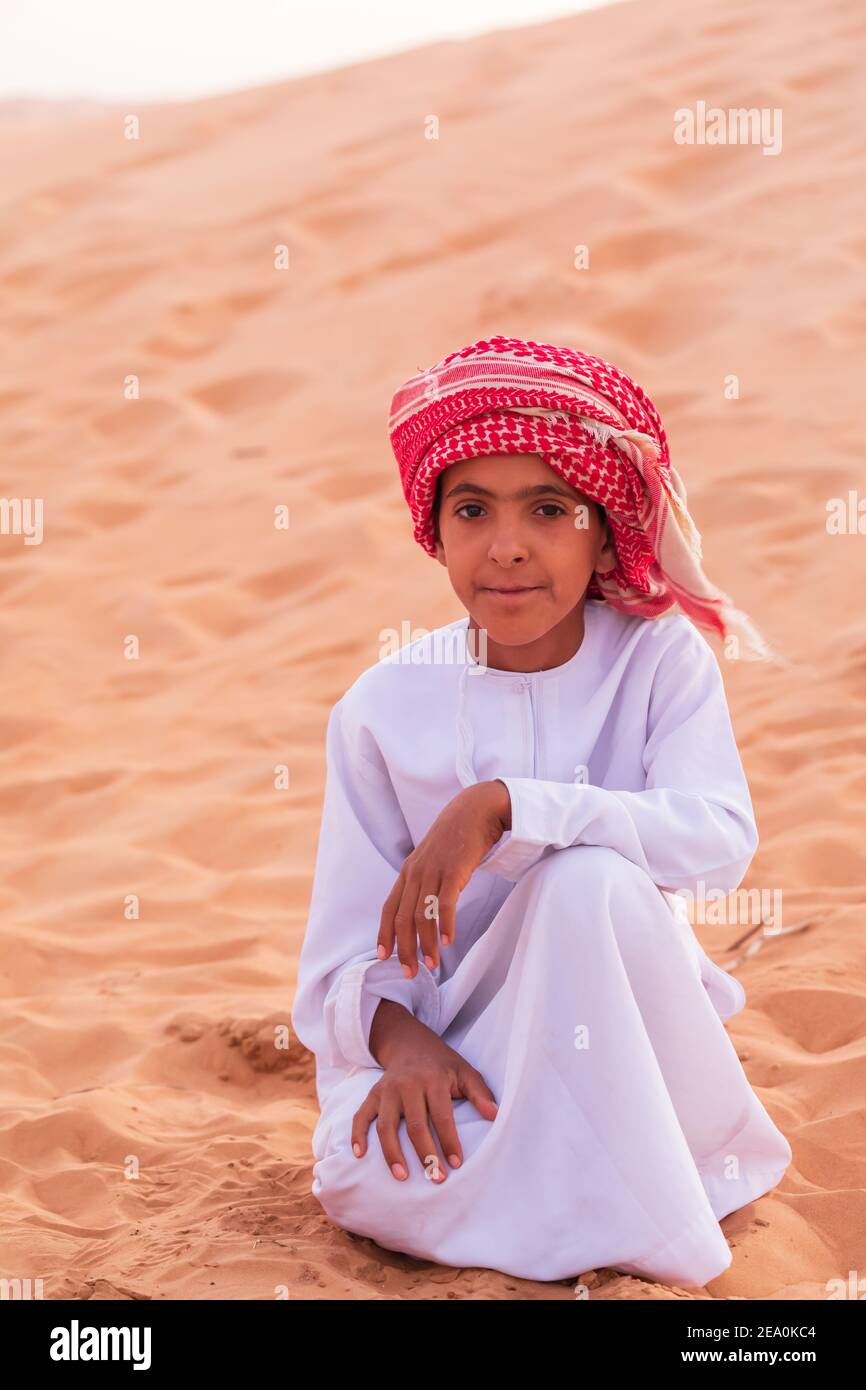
{"left": 352, "top": 1003, "right": 499, "bottom": 1181}
{"left": 376, "top": 779, "right": 511, "bottom": 978}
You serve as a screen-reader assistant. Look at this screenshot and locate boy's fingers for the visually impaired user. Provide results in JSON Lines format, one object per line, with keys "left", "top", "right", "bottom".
{"left": 377, "top": 874, "right": 404, "bottom": 960}
{"left": 459, "top": 1065, "right": 499, "bottom": 1121}
{"left": 436, "top": 887, "right": 458, "bottom": 949}
{"left": 350, "top": 1092, "right": 379, "bottom": 1158}
{"left": 427, "top": 1081, "right": 463, "bottom": 1169}
{"left": 375, "top": 1093, "right": 410, "bottom": 1180}
{"left": 416, "top": 877, "right": 443, "bottom": 971}
{"left": 395, "top": 871, "right": 422, "bottom": 978}
{"left": 403, "top": 1093, "right": 447, "bottom": 1183}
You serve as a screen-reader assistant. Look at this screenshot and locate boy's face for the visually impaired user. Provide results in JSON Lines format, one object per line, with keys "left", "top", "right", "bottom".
{"left": 433, "top": 453, "right": 616, "bottom": 645}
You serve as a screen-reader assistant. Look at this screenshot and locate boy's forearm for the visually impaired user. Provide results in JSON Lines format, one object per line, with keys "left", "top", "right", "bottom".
{"left": 368, "top": 781, "right": 510, "bottom": 1068}
{"left": 368, "top": 998, "right": 438, "bottom": 1067}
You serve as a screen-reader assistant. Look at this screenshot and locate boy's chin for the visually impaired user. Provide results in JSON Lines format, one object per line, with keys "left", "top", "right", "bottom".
{"left": 466, "top": 589, "right": 591, "bottom": 642}
{"left": 468, "top": 604, "right": 555, "bottom": 644}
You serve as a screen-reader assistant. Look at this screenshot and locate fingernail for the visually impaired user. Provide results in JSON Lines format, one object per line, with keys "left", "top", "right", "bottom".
{"left": 391, "top": 1162, "right": 407, "bottom": 1180}
{"left": 352, "top": 1142, "right": 361, "bottom": 1157}
{"left": 401, "top": 964, "right": 413, "bottom": 978}
{"left": 424, "top": 954, "right": 435, "bottom": 969}
{"left": 449, "top": 1154, "right": 461, "bottom": 1167}
{"left": 441, "top": 935, "right": 450, "bottom": 946}
{"left": 376, "top": 944, "right": 387, "bottom": 958}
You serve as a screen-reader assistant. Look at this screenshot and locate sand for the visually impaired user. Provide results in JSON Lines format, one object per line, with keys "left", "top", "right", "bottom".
{"left": 0, "top": 0, "right": 864, "bottom": 1300}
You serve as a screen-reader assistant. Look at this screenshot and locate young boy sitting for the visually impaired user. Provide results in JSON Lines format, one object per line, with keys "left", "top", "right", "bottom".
{"left": 290, "top": 335, "right": 791, "bottom": 1288}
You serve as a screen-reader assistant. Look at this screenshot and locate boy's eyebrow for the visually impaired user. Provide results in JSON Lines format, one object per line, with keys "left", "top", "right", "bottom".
{"left": 443, "top": 480, "right": 579, "bottom": 502}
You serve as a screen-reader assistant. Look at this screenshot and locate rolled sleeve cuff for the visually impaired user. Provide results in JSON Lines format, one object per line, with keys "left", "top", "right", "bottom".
{"left": 333, "top": 956, "right": 441, "bottom": 1070}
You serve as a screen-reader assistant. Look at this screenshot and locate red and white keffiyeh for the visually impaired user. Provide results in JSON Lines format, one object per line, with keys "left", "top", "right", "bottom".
{"left": 388, "top": 335, "right": 771, "bottom": 660}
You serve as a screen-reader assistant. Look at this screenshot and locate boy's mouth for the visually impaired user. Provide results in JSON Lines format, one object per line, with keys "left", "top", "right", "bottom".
{"left": 481, "top": 584, "right": 544, "bottom": 600}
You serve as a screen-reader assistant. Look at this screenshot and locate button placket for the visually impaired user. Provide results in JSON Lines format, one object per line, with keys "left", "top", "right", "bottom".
{"left": 514, "top": 675, "right": 536, "bottom": 783}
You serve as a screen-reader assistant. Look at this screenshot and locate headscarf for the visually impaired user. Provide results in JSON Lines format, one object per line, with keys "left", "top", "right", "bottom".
{"left": 388, "top": 335, "right": 773, "bottom": 661}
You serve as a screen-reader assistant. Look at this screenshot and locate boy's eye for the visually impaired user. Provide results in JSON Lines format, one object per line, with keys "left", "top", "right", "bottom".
{"left": 455, "top": 503, "right": 485, "bottom": 518}
{"left": 454, "top": 502, "right": 568, "bottom": 519}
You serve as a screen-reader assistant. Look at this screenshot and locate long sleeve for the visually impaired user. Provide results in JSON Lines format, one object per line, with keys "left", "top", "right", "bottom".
{"left": 478, "top": 622, "right": 759, "bottom": 896}
{"left": 290, "top": 695, "right": 440, "bottom": 1075}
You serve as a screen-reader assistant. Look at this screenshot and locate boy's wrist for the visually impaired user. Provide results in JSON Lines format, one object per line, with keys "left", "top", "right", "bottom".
{"left": 452, "top": 779, "right": 512, "bottom": 834}
{"left": 483, "top": 777, "right": 512, "bottom": 832}
{"left": 369, "top": 998, "right": 426, "bottom": 1067}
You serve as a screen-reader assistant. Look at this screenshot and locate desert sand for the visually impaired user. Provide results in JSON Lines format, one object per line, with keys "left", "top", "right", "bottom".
{"left": 0, "top": 0, "right": 864, "bottom": 1300}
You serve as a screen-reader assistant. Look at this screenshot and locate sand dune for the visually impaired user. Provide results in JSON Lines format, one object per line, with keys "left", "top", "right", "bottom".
{"left": 0, "top": 0, "right": 865, "bottom": 1299}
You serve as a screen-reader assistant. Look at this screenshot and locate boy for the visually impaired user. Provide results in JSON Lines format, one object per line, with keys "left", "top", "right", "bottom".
{"left": 290, "top": 335, "right": 792, "bottom": 1287}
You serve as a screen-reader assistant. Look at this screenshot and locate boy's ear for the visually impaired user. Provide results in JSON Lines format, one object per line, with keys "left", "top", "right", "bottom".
{"left": 432, "top": 479, "right": 448, "bottom": 563}
{"left": 595, "top": 517, "right": 617, "bottom": 575}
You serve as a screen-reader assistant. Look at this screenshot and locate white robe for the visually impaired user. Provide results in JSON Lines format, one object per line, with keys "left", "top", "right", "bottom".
{"left": 290, "top": 600, "right": 792, "bottom": 1286}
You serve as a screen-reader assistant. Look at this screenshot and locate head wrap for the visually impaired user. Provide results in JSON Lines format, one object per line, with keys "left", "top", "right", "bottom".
{"left": 388, "top": 334, "right": 773, "bottom": 661}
